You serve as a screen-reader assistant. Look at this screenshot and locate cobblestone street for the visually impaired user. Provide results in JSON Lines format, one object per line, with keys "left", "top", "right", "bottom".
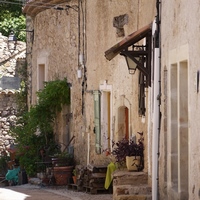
{"left": 0, "top": 184, "right": 113, "bottom": 200}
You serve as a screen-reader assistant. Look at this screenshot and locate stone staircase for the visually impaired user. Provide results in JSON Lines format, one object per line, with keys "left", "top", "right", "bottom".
{"left": 112, "top": 170, "right": 152, "bottom": 200}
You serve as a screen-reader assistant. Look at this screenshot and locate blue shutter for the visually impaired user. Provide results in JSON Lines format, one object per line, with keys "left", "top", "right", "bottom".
{"left": 93, "top": 90, "right": 101, "bottom": 154}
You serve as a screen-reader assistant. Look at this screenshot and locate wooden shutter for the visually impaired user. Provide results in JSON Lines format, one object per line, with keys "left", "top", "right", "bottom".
{"left": 138, "top": 72, "right": 146, "bottom": 116}
{"left": 93, "top": 90, "right": 101, "bottom": 154}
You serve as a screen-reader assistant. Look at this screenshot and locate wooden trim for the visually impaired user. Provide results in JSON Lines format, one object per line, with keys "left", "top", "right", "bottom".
{"left": 104, "top": 23, "right": 152, "bottom": 61}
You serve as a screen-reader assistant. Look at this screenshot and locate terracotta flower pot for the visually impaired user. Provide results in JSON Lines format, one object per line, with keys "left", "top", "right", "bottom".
{"left": 53, "top": 166, "right": 73, "bottom": 186}
{"left": 72, "top": 176, "right": 77, "bottom": 184}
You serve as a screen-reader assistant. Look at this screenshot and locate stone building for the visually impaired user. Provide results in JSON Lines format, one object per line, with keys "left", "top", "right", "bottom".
{"left": 22, "top": 0, "right": 200, "bottom": 199}
{"left": 159, "top": 0, "right": 200, "bottom": 199}
{"left": 22, "top": 0, "right": 158, "bottom": 195}
{"left": 21, "top": 0, "right": 182, "bottom": 199}
{"left": 23, "top": 0, "right": 156, "bottom": 168}
{"left": 0, "top": 33, "right": 26, "bottom": 153}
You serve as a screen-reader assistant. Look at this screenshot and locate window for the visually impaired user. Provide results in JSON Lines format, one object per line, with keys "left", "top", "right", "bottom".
{"left": 101, "top": 91, "right": 111, "bottom": 151}
{"left": 170, "top": 63, "right": 178, "bottom": 188}
{"left": 168, "top": 45, "right": 189, "bottom": 199}
{"left": 37, "top": 56, "right": 48, "bottom": 91}
{"left": 117, "top": 106, "right": 129, "bottom": 140}
{"left": 38, "top": 64, "right": 45, "bottom": 90}
{"left": 93, "top": 82, "right": 113, "bottom": 154}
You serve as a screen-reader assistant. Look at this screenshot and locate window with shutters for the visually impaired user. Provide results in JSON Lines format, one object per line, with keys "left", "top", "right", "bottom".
{"left": 93, "top": 90, "right": 101, "bottom": 154}
{"left": 101, "top": 91, "right": 111, "bottom": 152}
{"left": 99, "top": 82, "right": 113, "bottom": 153}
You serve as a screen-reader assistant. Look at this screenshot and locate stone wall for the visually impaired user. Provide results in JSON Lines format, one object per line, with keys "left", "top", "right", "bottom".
{"left": 0, "top": 33, "right": 26, "bottom": 78}
{"left": 0, "top": 33, "right": 26, "bottom": 153}
{"left": 160, "top": 0, "right": 200, "bottom": 199}
{"left": 25, "top": 0, "right": 156, "bottom": 170}
{"left": 0, "top": 93, "right": 17, "bottom": 151}
{"left": 26, "top": 0, "right": 81, "bottom": 160}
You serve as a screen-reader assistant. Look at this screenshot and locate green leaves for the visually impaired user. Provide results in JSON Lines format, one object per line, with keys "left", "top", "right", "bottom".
{"left": 0, "top": 16, "right": 26, "bottom": 41}
{"left": 14, "top": 78, "right": 70, "bottom": 139}
{"left": 37, "top": 79, "right": 70, "bottom": 111}
{"left": 10, "top": 79, "right": 71, "bottom": 176}
{"left": 0, "top": 1, "right": 26, "bottom": 41}
{"left": 0, "top": 1, "right": 22, "bottom": 19}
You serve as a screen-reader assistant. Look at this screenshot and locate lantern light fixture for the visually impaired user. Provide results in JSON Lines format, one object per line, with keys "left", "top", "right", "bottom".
{"left": 7, "top": 30, "right": 17, "bottom": 51}
{"left": 120, "top": 43, "right": 151, "bottom": 87}
{"left": 8, "top": 29, "right": 34, "bottom": 43}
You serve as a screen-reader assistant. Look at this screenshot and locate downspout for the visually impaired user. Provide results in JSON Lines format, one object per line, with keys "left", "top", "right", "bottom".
{"left": 152, "top": 0, "right": 161, "bottom": 199}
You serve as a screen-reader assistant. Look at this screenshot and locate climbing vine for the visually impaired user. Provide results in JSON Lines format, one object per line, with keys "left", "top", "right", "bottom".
{"left": 10, "top": 78, "right": 71, "bottom": 176}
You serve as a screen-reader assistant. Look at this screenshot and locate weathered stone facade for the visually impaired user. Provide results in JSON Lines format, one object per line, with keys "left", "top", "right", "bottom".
{"left": 23, "top": 1, "right": 158, "bottom": 199}
{"left": 0, "top": 33, "right": 26, "bottom": 153}
{"left": 0, "top": 93, "right": 17, "bottom": 151}
{"left": 23, "top": 0, "right": 200, "bottom": 199}
{"left": 159, "top": 0, "right": 200, "bottom": 199}
{"left": 24, "top": 0, "right": 156, "bottom": 170}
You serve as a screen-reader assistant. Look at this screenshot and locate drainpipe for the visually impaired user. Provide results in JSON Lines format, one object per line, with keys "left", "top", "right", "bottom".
{"left": 152, "top": 0, "right": 161, "bottom": 199}
{"left": 152, "top": 39, "right": 160, "bottom": 200}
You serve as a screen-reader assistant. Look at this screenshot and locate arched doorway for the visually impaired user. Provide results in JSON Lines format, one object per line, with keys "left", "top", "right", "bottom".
{"left": 118, "top": 106, "right": 129, "bottom": 140}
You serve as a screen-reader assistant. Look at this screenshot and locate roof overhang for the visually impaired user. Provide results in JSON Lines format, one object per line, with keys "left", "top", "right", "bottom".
{"left": 23, "top": 0, "right": 71, "bottom": 17}
{"left": 104, "top": 23, "right": 152, "bottom": 61}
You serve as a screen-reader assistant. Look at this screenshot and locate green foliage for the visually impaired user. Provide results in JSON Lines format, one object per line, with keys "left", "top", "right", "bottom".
{"left": 73, "top": 168, "right": 77, "bottom": 176}
{"left": 37, "top": 79, "right": 71, "bottom": 113}
{"left": 0, "top": 16, "right": 26, "bottom": 41}
{"left": 0, "top": 1, "right": 26, "bottom": 41}
{"left": 0, "top": 0, "right": 23, "bottom": 19}
{"left": 0, "top": 154, "right": 10, "bottom": 176}
{"left": 52, "top": 152, "right": 75, "bottom": 166}
{"left": 11, "top": 78, "right": 71, "bottom": 176}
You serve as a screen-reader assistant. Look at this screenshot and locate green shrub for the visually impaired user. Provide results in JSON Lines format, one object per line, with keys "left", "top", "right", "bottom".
{"left": 10, "top": 78, "right": 70, "bottom": 176}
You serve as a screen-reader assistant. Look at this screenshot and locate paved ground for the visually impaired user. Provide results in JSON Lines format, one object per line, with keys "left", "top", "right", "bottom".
{"left": 0, "top": 184, "right": 113, "bottom": 200}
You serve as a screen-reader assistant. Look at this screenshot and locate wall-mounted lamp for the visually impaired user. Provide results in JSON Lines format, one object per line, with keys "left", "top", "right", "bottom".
{"left": 8, "top": 30, "right": 17, "bottom": 51}
{"left": 120, "top": 43, "right": 151, "bottom": 87}
{"left": 8, "top": 29, "right": 34, "bottom": 44}
{"left": 21, "top": 29, "right": 34, "bottom": 43}
{"left": 120, "top": 51, "right": 140, "bottom": 74}
{"left": 104, "top": 23, "right": 152, "bottom": 87}
{"left": 8, "top": 31, "right": 17, "bottom": 42}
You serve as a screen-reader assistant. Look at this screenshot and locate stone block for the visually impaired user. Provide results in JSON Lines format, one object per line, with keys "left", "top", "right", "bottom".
{"left": 115, "top": 194, "right": 152, "bottom": 200}
{"left": 115, "top": 185, "right": 152, "bottom": 195}
{"left": 113, "top": 171, "right": 148, "bottom": 186}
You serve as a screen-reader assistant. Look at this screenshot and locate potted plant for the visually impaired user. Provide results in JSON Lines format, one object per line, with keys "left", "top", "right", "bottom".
{"left": 112, "top": 132, "right": 144, "bottom": 171}
{"left": 51, "top": 151, "right": 75, "bottom": 186}
{"left": 51, "top": 151, "right": 74, "bottom": 167}
{"left": 72, "top": 168, "right": 77, "bottom": 184}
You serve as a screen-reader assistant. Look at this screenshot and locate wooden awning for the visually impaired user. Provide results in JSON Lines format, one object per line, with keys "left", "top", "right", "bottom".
{"left": 104, "top": 23, "right": 152, "bottom": 61}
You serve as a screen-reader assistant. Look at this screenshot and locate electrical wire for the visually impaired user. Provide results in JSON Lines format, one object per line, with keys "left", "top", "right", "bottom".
{"left": 0, "top": 0, "right": 78, "bottom": 11}
{"left": 0, "top": 0, "right": 53, "bottom": 9}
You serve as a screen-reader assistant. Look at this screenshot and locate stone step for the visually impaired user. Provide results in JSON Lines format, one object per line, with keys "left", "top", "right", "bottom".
{"left": 115, "top": 194, "right": 152, "bottom": 200}
{"left": 113, "top": 170, "right": 148, "bottom": 186}
{"left": 114, "top": 184, "right": 152, "bottom": 196}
